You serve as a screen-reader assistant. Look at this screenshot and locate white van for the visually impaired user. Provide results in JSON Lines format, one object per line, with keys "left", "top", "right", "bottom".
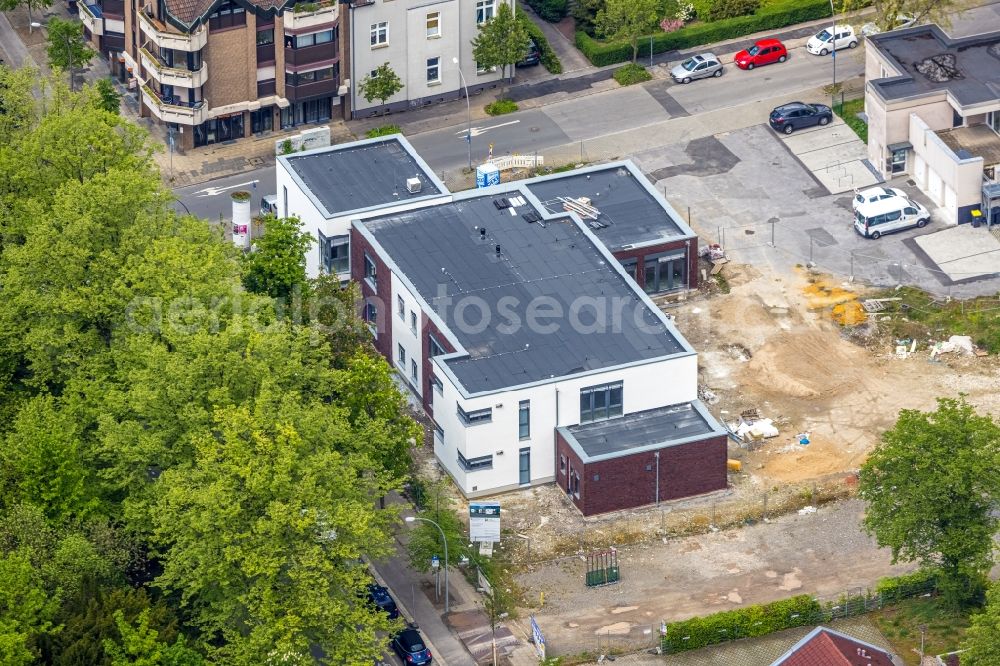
{"left": 854, "top": 197, "right": 930, "bottom": 239}
{"left": 260, "top": 194, "right": 278, "bottom": 217}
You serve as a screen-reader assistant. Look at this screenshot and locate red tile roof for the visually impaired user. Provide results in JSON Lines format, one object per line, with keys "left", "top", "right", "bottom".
{"left": 165, "top": 0, "right": 289, "bottom": 27}
{"left": 771, "top": 627, "right": 897, "bottom": 666}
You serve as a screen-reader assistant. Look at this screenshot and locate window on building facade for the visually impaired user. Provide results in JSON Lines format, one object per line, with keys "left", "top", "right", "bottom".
{"left": 434, "top": 422, "right": 444, "bottom": 442}
{"left": 370, "top": 21, "right": 388, "bottom": 46}
{"left": 410, "top": 310, "right": 417, "bottom": 332}
{"left": 426, "top": 57, "right": 440, "bottom": 84}
{"left": 429, "top": 333, "right": 445, "bottom": 357}
{"left": 518, "top": 400, "right": 530, "bottom": 440}
{"left": 397, "top": 344, "right": 406, "bottom": 366}
{"left": 364, "top": 253, "right": 377, "bottom": 288}
{"left": 364, "top": 301, "right": 378, "bottom": 337}
{"left": 285, "top": 67, "right": 336, "bottom": 86}
{"left": 989, "top": 111, "right": 1000, "bottom": 136}
{"left": 579, "top": 381, "right": 623, "bottom": 424}
{"left": 426, "top": 11, "right": 440, "bottom": 37}
{"left": 318, "top": 232, "right": 349, "bottom": 274}
{"left": 397, "top": 295, "right": 405, "bottom": 320}
{"left": 571, "top": 472, "right": 580, "bottom": 498}
{"left": 294, "top": 29, "right": 334, "bottom": 48}
{"left": 208, "top": 1, "right": 245, "bottom": 30}
{"left": 411, "top": 359, "right": 418, "bottom": 383}
{"left": 256, "top": 28, "right": 274, "bottom": 46}
{"left": 475, "top": 0, "right": 495, "bottom": 24}
{"left": 559, "top": 454, "right": 566, "bottom": 474}
{"left": 457, "top": 404, "right": 492, "bottom": 425}
{"left": 458, "top": 451, "right": 493, "bottom": 471}
{"left": 430, "top": 373, "right": 443, "bottom": 393}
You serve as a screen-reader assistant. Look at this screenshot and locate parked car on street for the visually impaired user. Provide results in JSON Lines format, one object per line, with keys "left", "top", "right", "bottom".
{"left": 806, "top": 24, "right": 858, "bottom": 55}
{"left": 670, "top": 53, "right": 723, "bottom": 83}
{"left": 852, "top": 186, "right": 908, "bottom": 210}
{"left": 366, "top": 584, "right": 400, "bottom": 619}
{"left": 260, "top": 194, "right": 278, "bottom": 217}
{"left": 391, "top": 628, "right": 432, "bottom": 665}
{"left": 768, "top": 102, "right": 833, "bottom": 134}
{"left": 861, "top": 14, "right": 916, "bottom": 37}
{"left": 854, "top": 197, "right": 931, "bottom": 239}
{"left": 517, "top": 38, "right": 540, "bottom": 67}
{"left": 734, "top": 38, "right": 788, "bottom": 70}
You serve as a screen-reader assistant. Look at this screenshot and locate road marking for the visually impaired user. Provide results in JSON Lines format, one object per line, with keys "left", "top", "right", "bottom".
{"left": 192, "top": 180, "right": 258, "bottom": 197}
{"left": 456, "top": 120, "right": 521, "bottom": 138}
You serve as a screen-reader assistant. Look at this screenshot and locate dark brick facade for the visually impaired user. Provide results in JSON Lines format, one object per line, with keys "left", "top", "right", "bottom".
{"left": 555, "top": 430, "right": 727, "bottom": 516}
{"left": 421, "top": 314, "right": 456, "bottom": 416}
{"left": 350, "top": 227, "right": 392, "bottom": 361}
{"left": 612, "top": 237, "right": 700, "bottom": 291}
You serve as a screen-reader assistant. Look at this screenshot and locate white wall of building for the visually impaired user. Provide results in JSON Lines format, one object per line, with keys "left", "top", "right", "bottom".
{"left": 390, "top": 271, "right": 424, "bottom": 396}
{"left": 908, "top": 113, "right": 984, "bottom": 221}
{"left": 350, "top": 0, "right": 507, "bottom": 114}
{"left": 431, "top": 349, "right": 699, "bottom": 497}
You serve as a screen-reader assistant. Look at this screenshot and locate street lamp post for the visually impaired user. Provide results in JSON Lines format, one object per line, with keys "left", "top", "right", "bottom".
{"left": 828, "top": 0, "right": 837, "bottom": 107}
{"left": 452, "top": 57, "right": 473, "bottom": 171}
{"left": 31, "top": 22, "right": 75, "bottom": 91}
{"left": 405, "top": 516, "right": 450, "bottom": 614}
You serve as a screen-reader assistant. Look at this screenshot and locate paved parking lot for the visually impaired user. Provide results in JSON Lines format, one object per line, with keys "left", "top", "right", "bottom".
{"left": 777, "top": 119, "right": 880, "bottom": 194}
{"left": 634, "top": 124, "right": 1000, "bottom": 297}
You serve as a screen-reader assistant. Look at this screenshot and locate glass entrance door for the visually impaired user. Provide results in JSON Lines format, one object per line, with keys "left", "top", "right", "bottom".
{"left": 643, "top": 252, "right": 687, "bottom": 294}
{"left": 519, "top": 448, "right": 530, "bottom": 485}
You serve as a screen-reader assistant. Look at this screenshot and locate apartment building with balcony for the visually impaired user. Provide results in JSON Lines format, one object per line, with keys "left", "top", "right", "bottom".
{"left": 79, "top": 0, "right": 128, "bottom": 69}
{"left": 865, "top": 25, "right": 1000, "bottom": 225}
{"left": 122, "top": 0, "right": 347, "bottom": 150}
{"left": 347, "top": 0, "right": 508, "bottom": 117}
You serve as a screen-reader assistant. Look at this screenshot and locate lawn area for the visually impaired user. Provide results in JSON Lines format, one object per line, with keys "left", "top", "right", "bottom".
{"left": 873, "top": 596, "right": 971, "bottom": 664}
{"left": 873, "top": 286, "right": 1000, "bottom": 353}
{"left": 834, "top": 97, "right": 868, "bottom": 142}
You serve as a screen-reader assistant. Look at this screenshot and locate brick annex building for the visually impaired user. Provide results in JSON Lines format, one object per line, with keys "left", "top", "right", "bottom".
{"left": 276, "top": 136, "right": 727, "bottom": 516}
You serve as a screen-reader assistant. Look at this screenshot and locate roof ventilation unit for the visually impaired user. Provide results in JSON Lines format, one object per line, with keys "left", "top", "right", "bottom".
{"left": 522, "top": 211, "right": 542, "bottom": 223}
{"left": 406, "top": 177, "right": 422, "bottom": 194}
{"left": 493, "top": 197, "right": 511, "bottom": 210}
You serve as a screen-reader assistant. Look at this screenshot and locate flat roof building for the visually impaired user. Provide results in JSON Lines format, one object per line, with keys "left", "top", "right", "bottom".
{"left": 865, "top": 25, "right": 1000, "bottom": 225}
{"left": 351, "top": 178, "right": 724, "bottom": 512}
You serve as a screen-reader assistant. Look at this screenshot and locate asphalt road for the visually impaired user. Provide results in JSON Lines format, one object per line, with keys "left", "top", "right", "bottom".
{"left": 173, "top": 167, "right": 275, "bottom": 220}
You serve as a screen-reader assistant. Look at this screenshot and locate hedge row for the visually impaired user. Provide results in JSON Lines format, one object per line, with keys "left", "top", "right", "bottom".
{"left": 661, "top": 569, "right": 939, "bottom": 654}
{"left": 661, "top": 594, "right": 821, "bottom": 653}
{"left": 576, "top": 0, "right": 870, "bottom": 67}
{"left": 518, "top": 7, "right": 564, "bottom": 74}
{"left": 523, "top": 0, "right": 568, "bottom": 23}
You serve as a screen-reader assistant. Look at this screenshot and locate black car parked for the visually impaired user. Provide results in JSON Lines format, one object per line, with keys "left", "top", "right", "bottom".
{"left": 391, "top": 628, "right": 432, "bottom": 665}
{"left": 366, "top": 584, "right": 400, "bottom": 619}
{"left": 517, "top": 38, "right": 541, "bottom": 67}
{"left": 768, "top": 102, "right": 833, "bottom": 135}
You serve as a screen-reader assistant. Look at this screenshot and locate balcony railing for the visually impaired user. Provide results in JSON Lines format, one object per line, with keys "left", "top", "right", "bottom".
{"left": 138, "top": 11, "right": 207, "bottom": 51}
{"left": 284, "top": 40, "right": 337, "bottom": 67}
{"left": 140, "top": 47, "right": 208, "bottom": 88}
{"left": 283, "top": 77, "right": 338, "bottom": 102}
{"left": 256, "top": 42, "right": 275, "bottom": 63}
{"left": 257, "top": 79, "right": 276, "bottom": 97}
{"left": 78, "top": 3, "right": 104, "bottom": 35}
{"left": 283, "top": 1, "right": 338, "bottom": 30}
{"left": 141, "top": 84, "right": 207, "bottom": 125}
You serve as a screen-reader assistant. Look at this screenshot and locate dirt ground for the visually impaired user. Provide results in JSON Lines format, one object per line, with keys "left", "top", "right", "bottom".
{"left": 501, "top": 262, "right": 1000, "bottom": 658}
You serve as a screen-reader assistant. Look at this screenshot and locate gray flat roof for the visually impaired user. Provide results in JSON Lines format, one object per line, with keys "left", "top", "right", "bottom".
{"left": 564, "top": 402, "right": 719, "bottom": 460}
{"left": 359, "top": 190, "right": 688, "bottom": 394}
{"left": 869, "top": 25, "right": 1000, "bottom": 105}
{"left": 523, "top": 165, "right": 692, "bottom": 252}
{"left": 281, "top": 137, "right": 442, "bottom": 218}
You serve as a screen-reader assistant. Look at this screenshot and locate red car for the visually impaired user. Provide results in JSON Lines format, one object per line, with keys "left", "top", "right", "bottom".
{"left": 734, "top": 39, "right": 788, "bottom": 70}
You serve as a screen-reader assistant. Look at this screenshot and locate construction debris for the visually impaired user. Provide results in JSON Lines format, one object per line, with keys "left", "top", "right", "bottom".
{"left": 930, "top": 335, "right": 975, "bottom": 358}
{"left": 861, "top": 297, "right": 902, "bottom": 313}
{"left": 733, "top": 417, "right": 780, "bottom": 442}
{"left": 797, "top": 506, "right": 817, "bottom": 516}
{"left": 698, "top": 387, "right": 720, "bottom": 405}
{"left": 700, "top": 243, "right": 727, "bottom": 262}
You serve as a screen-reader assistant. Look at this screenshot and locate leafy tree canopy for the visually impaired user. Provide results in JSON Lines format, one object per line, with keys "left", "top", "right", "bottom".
{"left": 595, "top": 0, "right": 660, "bottom": 62}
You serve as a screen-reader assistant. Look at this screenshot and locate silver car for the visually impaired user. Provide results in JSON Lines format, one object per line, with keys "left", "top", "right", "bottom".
{"left": 670, "top": 53, "right": 723, "bottom": 84}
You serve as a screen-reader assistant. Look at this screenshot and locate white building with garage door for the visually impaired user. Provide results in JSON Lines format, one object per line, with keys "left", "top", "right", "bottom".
{"left": 865, "top": 24, "right": 1000, "bottom": 226}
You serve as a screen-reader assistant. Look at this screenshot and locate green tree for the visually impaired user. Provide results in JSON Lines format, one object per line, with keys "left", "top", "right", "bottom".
{"left": 471, "top": 2, "right": 529, "bottom": 96}
{"left": 103, "top": 609, "right": 203, "bottom": 666}
{"left": 307, "top": 277, "right": 370, "bottom": 368}
{"left": 44, "top": 18, "right": 95, "bottom": 90}
{"left": 1, "top": 394, "right": 102, "bottom": 523}
{"left": 0, "top": 549, "right": 60, "bottom": 666}
{"left": 0, "top": 66, "right": 36, "bottom": 145}
{"left": 595, "top": 0, "right": 660, "bottom": 63}
{"left": 94, "top": 79, "right": 122, "bottom": 115}
{"left": 405, "top": 479, "right": 469, "bottom": 574}
{"left": 148, "top": 407, "right": 399, "bottom": 665}
{"left": 858, "top": 397, "right": 1000, "bottom": 607}
{"left": 963, "top": 581, "right": 1000, "bottom": 665}
{"left": 359, "top": 63, "right": 403, "bottom": 115}
{"left": 0, "top": 0, "right": 53, "bottom": 33}
{"left": 241, "top": 215, "right": 313, "bottom": 301}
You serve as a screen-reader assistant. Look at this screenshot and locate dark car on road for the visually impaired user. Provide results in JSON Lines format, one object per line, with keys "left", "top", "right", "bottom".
{"left": 391, "top": 628, "right": 432, "bottom": 665}
{"left": 367, "top": 584, "right": 400, "bottom": 619}
{"left": 517, "top": 38, "right": 540, "bottom": 67}
{"left": 768, "top": 102, "right": 833, "bottom": 134}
